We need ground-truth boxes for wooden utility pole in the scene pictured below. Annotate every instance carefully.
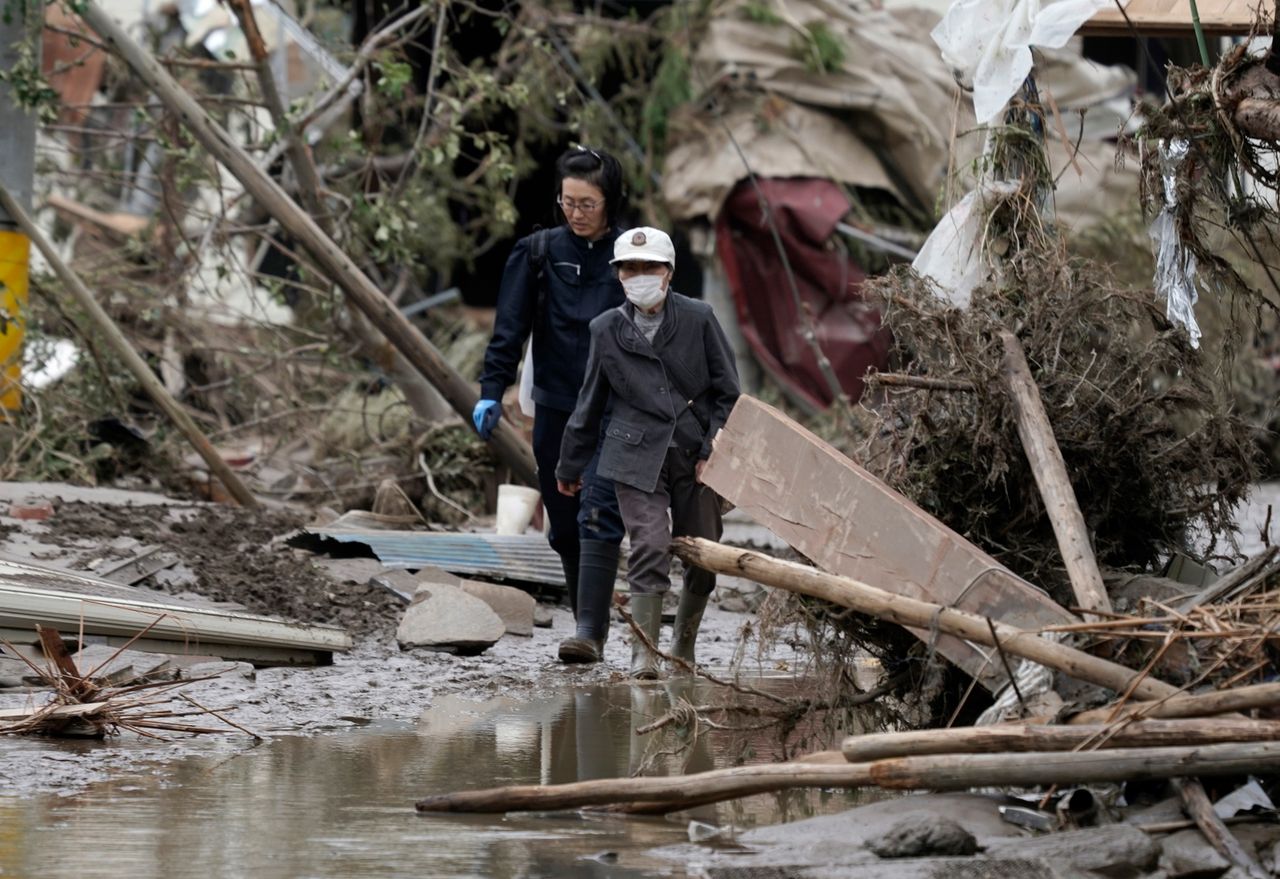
[0,186,260,508]
[999,330,1112,615]
[75,0,537,485]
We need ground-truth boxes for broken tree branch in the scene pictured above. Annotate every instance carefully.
[999,330,1111,615]
[673,538,1178,701]
[866,372,976,392]
[75,0,537,484]
[0,185,260,508]
[1068,681,1280,724]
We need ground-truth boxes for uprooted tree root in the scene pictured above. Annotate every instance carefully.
[861,241,1256,604]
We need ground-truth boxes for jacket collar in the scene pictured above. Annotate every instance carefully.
[619,292,681,354]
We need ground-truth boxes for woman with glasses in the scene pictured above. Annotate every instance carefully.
[473,146,627,665]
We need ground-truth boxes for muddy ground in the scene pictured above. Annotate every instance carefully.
[0,488,805,798]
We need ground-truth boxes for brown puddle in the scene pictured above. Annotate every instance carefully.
[0,679,878,878]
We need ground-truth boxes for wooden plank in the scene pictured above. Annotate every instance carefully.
[1083,0,1266,36]
[700,396,1074,690]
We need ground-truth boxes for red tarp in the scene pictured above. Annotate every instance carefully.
[715,178,892,411]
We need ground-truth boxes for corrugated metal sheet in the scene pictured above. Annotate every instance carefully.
[0,559,351,663]
[290,530,571,587]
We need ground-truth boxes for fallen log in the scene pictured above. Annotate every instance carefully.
[999,330,1111,615]
[75,1,537,485]
[414,741,1280,815]
[0,187,260,509]
[1068,681,1280,724]
[869,741,1280,790]
[842,717,1280,762]
[673,538,1178,701]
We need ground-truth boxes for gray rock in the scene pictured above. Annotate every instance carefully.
[1158,829,1232,878]
[153,565,200,590]
[533,604,553,628]
[868,817,978,858]
[370,568,421,602]
[396,583,504,654]
[984,823,1160,875]
[0,655,31,688]
[182,660,255,681]
[458,580,535,636]
[313,557,385,586]
[413,565,464,588]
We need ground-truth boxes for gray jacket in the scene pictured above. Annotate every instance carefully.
[557,292,740,493]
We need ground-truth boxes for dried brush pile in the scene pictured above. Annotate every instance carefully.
[859,119,1257,603]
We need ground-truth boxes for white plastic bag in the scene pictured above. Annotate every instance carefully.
[932,0,1123,123]
[517,340,536,417]
[912,181,1019,309]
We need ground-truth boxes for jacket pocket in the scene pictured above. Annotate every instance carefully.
[606,421,644,446]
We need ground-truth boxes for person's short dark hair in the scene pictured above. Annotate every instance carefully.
[555,146,625,227]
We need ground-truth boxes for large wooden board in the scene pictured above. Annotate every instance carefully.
[1084,0,1266,36]
[701,396,1075,690]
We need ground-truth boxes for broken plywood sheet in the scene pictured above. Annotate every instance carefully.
[0,559,350,666]
[701,396,1075,690]
[1084,0,1266,35]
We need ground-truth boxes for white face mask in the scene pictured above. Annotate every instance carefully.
[622,274,667,311]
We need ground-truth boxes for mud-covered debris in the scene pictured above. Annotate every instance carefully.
[397,583,504,655]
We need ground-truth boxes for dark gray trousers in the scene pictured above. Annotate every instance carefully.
[615,447,722,596]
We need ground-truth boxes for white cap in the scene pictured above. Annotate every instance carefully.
[611,226,675,269]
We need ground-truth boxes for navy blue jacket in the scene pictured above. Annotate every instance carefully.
[478,226,625,413]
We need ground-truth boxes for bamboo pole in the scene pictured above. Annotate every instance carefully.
[74,1,537,485]
[1068,682,1280,725]
[998,330,1111,615]
[0,185,260,508]
[842,718,1280,763]
[673,538,1177,701]
[414,741,1280,815]
[1174,777,1269,879]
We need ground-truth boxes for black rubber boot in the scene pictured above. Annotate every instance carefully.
[559,551,580,620]
[558,540,619,664]
[669,589,710,672]
[628,592,663,680]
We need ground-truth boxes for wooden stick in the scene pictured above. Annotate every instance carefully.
[998,330,1111,615]
[866,373,976,392]
[414,741,1280,815]
[842,718,1280,762]
[673,538,1178,701]
[1173,778,1270,879]
[0,187,261,508]
[1068,681,1280,724]
[75,1,537,485]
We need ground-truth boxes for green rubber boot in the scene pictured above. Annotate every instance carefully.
[628,592,663,680]
[669,589,710,673]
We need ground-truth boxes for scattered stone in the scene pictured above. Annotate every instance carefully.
[1158,829,1232,878]
[396,583,504,655]
[370,568,420,602]
[533,604,553,628]
[153,564,200,590]
[413,565,465,588]
[182,660,256,681]
[313,557,386,586]
[458,580,535,636]
[0,655,30,688]
[984,824,1160,875]
[868,817,979,858]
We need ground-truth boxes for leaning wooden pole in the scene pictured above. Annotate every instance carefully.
[998,330,1111,615]
[842,717,1280,763]
[75,1,537,486]
[0,186,259,509]
[1068,681,1280,725]
[673,538,1176,701]
[415,741,1280,815]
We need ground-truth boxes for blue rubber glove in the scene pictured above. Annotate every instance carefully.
[472,399,501,440]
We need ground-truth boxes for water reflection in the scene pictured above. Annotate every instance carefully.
[0,680,872,879]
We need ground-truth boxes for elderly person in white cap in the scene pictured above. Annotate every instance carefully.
[555,226,740,678]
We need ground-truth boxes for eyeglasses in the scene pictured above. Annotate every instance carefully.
[558,196,603,216]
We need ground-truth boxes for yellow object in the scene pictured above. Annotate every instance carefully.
[0,229,30,414]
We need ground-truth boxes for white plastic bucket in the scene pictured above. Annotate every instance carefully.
[495,484,541,535]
